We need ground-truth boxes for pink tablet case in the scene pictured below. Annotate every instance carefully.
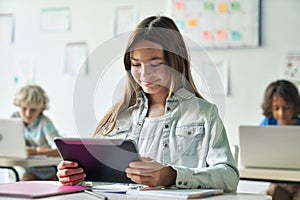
[0,181,90,198]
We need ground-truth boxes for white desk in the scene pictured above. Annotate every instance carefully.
[0,192,271,200]
[240,167,300,183]
[0,156,61,168]
[0,157,61,181]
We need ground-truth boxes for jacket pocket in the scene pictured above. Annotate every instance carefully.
[175,123,205,155]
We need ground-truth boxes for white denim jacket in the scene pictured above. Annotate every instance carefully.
[100,88,239,192]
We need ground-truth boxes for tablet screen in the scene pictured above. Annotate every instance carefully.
[54,138,140,183]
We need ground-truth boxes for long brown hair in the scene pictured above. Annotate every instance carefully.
[94,15,203,136]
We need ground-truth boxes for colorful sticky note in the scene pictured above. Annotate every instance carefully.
[203,31,213,41]
[216,30,227,40]
[175,1,185,11]
[231,2,241,12]
[217,3,228,13]
[231,31,241,40]
[187,18,197,28]
[175,19,185,29]
[204,2,214,11]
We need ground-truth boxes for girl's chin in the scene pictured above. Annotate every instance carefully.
[142,87,161,94]
[142,88,155,94]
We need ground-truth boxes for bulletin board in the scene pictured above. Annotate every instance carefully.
[168,0,261,49]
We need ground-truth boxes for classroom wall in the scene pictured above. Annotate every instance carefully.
[0,0,299,145]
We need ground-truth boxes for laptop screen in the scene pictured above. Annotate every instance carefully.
[0,118,27,158]
[239,125,300,170]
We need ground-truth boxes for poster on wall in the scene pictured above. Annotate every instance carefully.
[282,51,300,88]
[168,0,261,49]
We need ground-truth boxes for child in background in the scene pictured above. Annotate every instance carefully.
[260,79,300,125]
[12,85,60,181]
[57,15,239,191]
[260,79,300,200]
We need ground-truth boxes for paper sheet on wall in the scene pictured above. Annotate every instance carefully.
[114,6,137,35]
[41,7,71,31]
[283,50,300,88]
[14,54,35,88]
[192,60,229,97]
[0,14,14,44]
[210,61,229,96]
[65,42,88,76]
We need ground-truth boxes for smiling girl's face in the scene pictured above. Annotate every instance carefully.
[130,40,170,96]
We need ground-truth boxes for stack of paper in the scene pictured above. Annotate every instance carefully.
[90,183,223,199]
[92,183,142,193]
[126,188,224,199]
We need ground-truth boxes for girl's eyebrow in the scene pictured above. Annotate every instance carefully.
[130,56,164,62]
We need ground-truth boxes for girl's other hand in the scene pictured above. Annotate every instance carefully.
[125,157,176,187]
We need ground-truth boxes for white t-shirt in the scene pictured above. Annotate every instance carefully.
[138,115,165,163]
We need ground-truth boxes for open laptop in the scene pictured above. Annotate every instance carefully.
[0,118,27,158]
[239,125,300,170]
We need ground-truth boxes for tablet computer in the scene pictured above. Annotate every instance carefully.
[54,138,140,183]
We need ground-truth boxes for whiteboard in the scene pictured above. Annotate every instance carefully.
[168,0,261,49]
